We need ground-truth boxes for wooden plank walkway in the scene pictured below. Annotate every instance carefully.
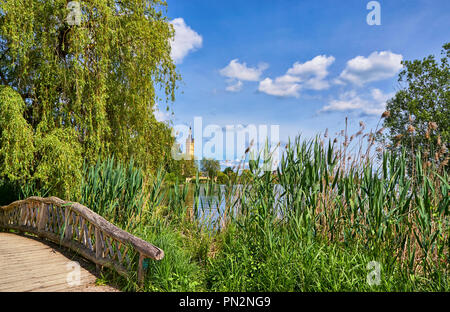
[0,232,119,292]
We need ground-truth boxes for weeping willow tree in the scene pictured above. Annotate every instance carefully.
[0,85,35,184]
[0,0,179,173]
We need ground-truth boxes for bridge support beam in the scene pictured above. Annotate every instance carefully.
[138,253,146,288]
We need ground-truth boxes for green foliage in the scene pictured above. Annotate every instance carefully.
[164,172,179,185]
[206,227,396,292]
[165,158,198,180]
[199,136,448,291]
[201,158,220,179]
[382,43,449,169]
[0,0,179,172]
[239,169,253,183]
[80,157,145,228]
[0,86,35,183]
[0,86,82,199]
[223,167,233,176]
[138,225,203,292]
[216,172,229,184]
[181,159,199,178]
[69,135,449,292]
[33,127,83,199]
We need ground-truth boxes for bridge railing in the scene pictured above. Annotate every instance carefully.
[0,196,164,286]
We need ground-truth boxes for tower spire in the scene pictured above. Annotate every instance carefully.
[186,125,194,160]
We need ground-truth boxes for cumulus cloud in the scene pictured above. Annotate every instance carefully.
[170,18,203,64]
[220,59,268,92]
[225,80,243,92]
[258,55,335,97]
[220,59,268,81]
[321,88,394,116]
[258,75,302,98]
[337,51,403,86]
[287,55,335,90]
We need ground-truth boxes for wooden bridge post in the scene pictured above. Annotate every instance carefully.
[64,207,73,241]
[37,203,48,235]
[0,209,4,230]
[95,227,103,272]
[137,253,145,288]
[19,203,27,228]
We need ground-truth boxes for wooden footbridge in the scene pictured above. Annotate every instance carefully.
[0,197,164,292]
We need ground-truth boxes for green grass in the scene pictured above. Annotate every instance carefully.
[89,134,449,291]
[11,131,448,292]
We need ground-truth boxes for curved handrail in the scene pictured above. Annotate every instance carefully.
[0,196,164,286]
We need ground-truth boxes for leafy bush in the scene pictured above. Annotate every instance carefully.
[33,127,83,199]
[216,172,229,184]
[0,86,35,184]
[0,86,83,199]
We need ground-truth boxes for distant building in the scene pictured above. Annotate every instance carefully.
[186,127,195,160]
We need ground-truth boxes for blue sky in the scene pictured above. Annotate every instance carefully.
[156,0,450,166]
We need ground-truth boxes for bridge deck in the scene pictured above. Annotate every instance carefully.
[0,232,119,292]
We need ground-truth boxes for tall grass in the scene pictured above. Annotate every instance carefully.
[75,124,448,292]
[80,156,145,230]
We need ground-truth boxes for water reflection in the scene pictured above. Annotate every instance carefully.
[186,185,230,226]
[184,184,285,227]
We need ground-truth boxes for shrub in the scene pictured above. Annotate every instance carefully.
[216,172,229,184]
[33,127,83,199]
[0,86,35,184]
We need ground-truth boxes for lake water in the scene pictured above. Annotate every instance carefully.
[185,184,285,226]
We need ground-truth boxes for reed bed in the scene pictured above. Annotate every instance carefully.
[36,121,448,292]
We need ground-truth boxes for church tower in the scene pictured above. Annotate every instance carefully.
[186,127,195,160]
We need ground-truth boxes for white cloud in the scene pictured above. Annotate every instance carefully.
[225,80,243,92]
[287,55,335,90]
[258,75,302,98]
[220,59,268,92]
[258,55,335,97]
[338,51,403,86]
[332,78,346,85]
[321,88,394,116]
[304,77,332,91]
[170,18,203,64]
[220,59,268,82]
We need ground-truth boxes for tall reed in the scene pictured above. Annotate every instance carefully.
[80,156,145,229]
[76,123,448,291]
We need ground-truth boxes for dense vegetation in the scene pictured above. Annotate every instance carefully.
[0,1,448,292]
[84,130,448,291]
[381,43,449,172]
[0,0,180,179]
[0,0,194,200]
[12,126,446,292]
